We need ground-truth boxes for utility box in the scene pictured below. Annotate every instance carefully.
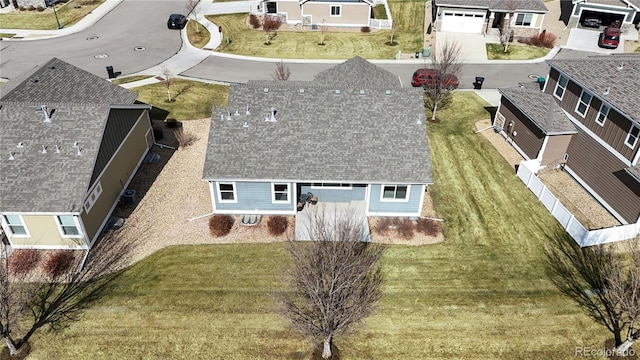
[422,47,431,58]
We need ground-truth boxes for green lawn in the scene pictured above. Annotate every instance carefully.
[0,0,105,30]
[132,79,228,120]
[486,43,550,60]
[187,19,211,49]
[207,0,423,59]
[22,92,607,359]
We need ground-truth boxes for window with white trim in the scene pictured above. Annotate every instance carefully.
[217,182,237,203]
[596,103,609,126]
[330,5,341,16]
[625,124,640,149]
[381,185,409,202]
[83,182,103,213]
[56,215,81,237]
[311,183,352,189]
[514,13,533,26]
[272,183,290,203]
[575,90,592,117]
[3,215,27,236]
[554,75,568,99]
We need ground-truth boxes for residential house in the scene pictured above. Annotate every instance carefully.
[433,0,548,37]
[494,54,640,226]
[566,0,640,29]
[203,56,432,223]
[259,0,377,28]
[0,58,154,249]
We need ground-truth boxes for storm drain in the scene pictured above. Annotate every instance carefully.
[94,54,108,59]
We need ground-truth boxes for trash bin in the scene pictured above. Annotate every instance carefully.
[537,76,545,90]
[106,66,115,79]
[473,76,485,90]
[422,47,431,58]
[415,51,420,58]
[122,189,136,205]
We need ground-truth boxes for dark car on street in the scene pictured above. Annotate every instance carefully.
[582,18,602,28]
[598,27,621,49]
[411,68,459,89]
[167,14,187,29]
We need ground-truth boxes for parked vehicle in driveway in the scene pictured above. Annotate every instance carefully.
[582,18,602,28]
[598,27,621,49]
[411,68,459,89]
[167,14,187,29]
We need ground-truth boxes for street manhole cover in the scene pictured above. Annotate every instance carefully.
[94,54,109,59]
[134,46,146,51]
[528,74,541,79]
[86,36,98,40]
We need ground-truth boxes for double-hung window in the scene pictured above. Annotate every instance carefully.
[272,183,290,203]
[554,75,568,99]
[330,5,341,16]
[515,13,533,26]
[625,124,640,149]
[381,185,410,202]
[575,90,592,117]
[217,182,237,203]
[56,215,81,237]
[3,215,27,236]
[596,103,609,126]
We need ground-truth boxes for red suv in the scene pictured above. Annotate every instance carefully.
[411,68,459,89]
[598,27,621,49]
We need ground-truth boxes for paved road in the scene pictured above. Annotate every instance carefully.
[0,0,185,80]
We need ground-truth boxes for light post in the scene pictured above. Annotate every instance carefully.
[47,0,62,29]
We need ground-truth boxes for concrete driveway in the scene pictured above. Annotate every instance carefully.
[565,28,624,54]
[436,32,499,61]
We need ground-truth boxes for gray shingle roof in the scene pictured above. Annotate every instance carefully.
[499,87,578,135]
[626,165,640,183]
[0,58,139,213]
[547,55,640,123]
[204,59,432,184]
[313,56,404,89]
[625,0,640,9]
[434,0,548,12]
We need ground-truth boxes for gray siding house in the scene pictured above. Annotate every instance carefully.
[0,58,153,250]
[493,54,640,225]
[203,57,433,218]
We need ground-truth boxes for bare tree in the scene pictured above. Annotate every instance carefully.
[388,22,398,45]
[0,232,131,357]
[161,65,173,102]
[185,0,201,34]
[318,19,329,46]
[500,0,517,52]
[271,60,291,81]
[546,234,640,355]
[423,39,462,121]
[274,206,385,359]
[263,16,281,45]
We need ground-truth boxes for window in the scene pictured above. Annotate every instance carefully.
[515,13,533,26]
[3,215,27,236]
[56,215,81,237]
[217,182,237,203]
[330,5,341,16]
[554,75,568,99]
[380,185,410,202]
[83,182,103,213]
[576,90,593,117]
[272,183,290,203]
[596,103,609,126]
[311,183,352,189]
[625,124,640,149]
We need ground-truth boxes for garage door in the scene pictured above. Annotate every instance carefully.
[441,11,486,33]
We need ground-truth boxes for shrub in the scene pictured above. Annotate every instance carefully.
[209,215,234,237]
[360,26,371,33]
[249,14,261,29]
[529,29,556,49]
[373,217,392,235]
[36,5,45,11]
[395,218,414,240]
[267,216,288,236]
[173,127,198,148]
[164,118,181,128]
[42,251,74,278]
[416,218,442,237]
[263,16,281,32]
[8,250,39,275]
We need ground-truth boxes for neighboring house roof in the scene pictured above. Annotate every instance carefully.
[434,0,548,12]
[547,55,640,124]
[299,0,373,5]
[313,56,403,89]
[626,165,640,183]
[204,58,432,184]
[0,58,139,213]
[585,0,640,10]
[499,87,578,135]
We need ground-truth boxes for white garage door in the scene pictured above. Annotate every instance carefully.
[441,11,486,33]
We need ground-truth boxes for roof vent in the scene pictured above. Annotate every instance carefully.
[264,87,269,93]
[299,88,305,95]
[76,147,82,156]
[246,105,251,115]
[220,114,224,121]
[416,114,423,125]
[234,110,240,116]
[226,110,231,121]
[30,79,39,84]
[40,105,51,123]
[48,65,56,70]
[17,142,24,148]
[603,87,610,96]
[335,89,341,95]
[41,145,47,154]
[8,152,15,161]
[268,106,277,122]
[385,90,391,96]
[359,90,365,96]
[243,122,249,128]
[55,145,61,154]
[73,141,79,148]
[617,62,625,71]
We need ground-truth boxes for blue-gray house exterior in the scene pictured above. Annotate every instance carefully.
[203,57,432,217]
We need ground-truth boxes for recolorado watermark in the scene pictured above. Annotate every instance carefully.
[575,346,635,357]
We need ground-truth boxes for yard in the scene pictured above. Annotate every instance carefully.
[20,92,608,359]
[0,0,104,30]
[207,0,424,59]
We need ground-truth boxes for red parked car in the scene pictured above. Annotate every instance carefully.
[598,27,621,49]
[411,68,459,89]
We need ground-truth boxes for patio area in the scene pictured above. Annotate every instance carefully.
[294,201,370,241]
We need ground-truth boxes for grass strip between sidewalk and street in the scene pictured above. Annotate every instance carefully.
[486,43,550,60]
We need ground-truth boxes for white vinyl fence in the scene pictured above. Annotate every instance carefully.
[517,160,640,247]
[371,0,393,29]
